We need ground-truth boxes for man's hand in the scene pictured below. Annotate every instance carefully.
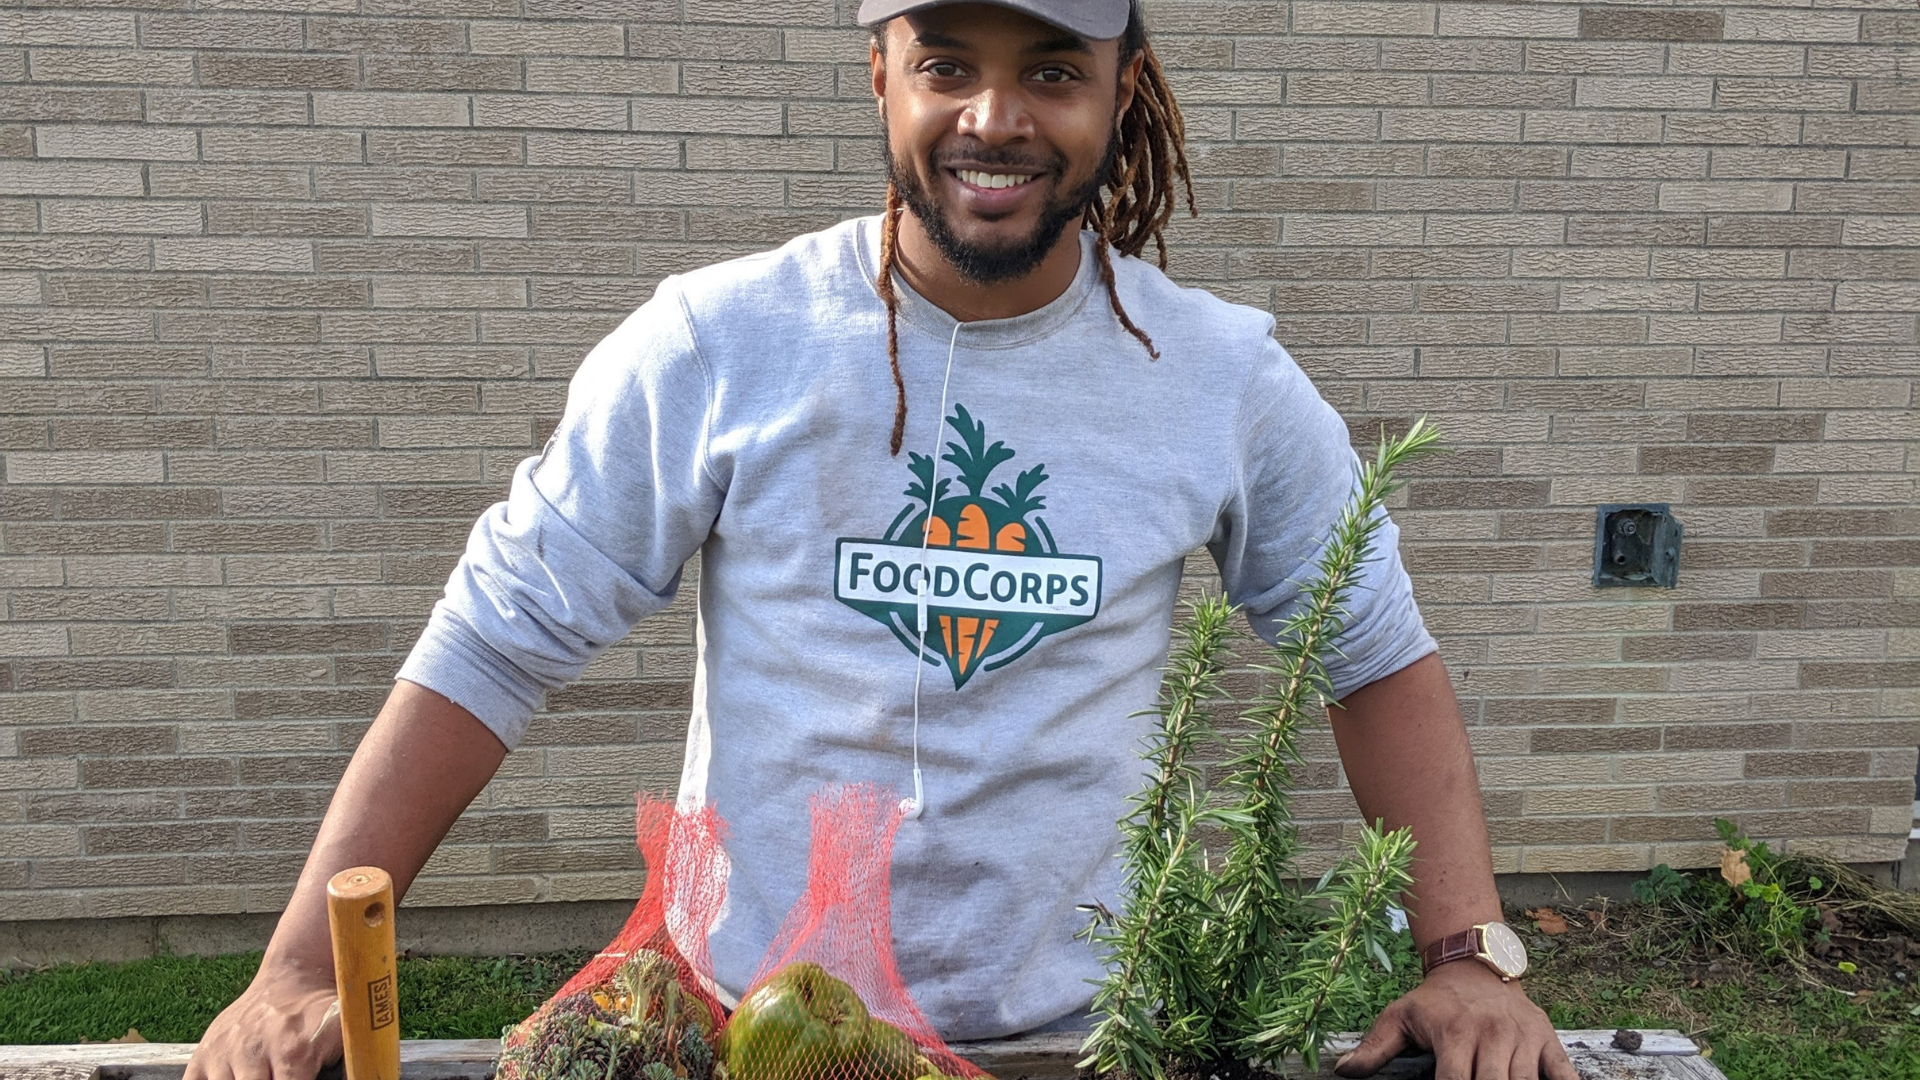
[184,681,506,1080]
[186,965,340,1080]
[1333,962,1577,1080]
[1328,655,1573,1077]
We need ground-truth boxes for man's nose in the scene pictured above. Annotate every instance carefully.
[956,86,1033,145]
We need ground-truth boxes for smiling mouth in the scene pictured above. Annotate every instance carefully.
[953,169,1040,190]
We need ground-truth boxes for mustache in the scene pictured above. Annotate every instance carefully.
[927,144,1064,174]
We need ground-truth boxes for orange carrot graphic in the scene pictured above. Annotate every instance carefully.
[902,405,1051,683]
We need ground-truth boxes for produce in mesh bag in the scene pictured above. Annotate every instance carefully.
[500,785,988,1080]
[720,962,944,1080]
[498,951,717,1080]
[718,783,986,1080]
[498,796,729,1080]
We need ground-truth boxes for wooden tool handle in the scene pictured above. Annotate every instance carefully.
[326,867,401,1080]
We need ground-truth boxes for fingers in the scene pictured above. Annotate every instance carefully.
[1541,1035,1581,1080]
[270,1034,327,1080]
[197,1056,238,1080]
[1432,1039,1474,1080]
[191,982,339,1080]
[187,1007,244,1080]
[1355,1034,1551,1080]
[231,1032,276,1080]
[1332,1006,1413,1078]
[270,1049,319,1080]
[1347,973,1576,1079]
[1421,1005,1532,1080]
[275,1007,340,1080]
[1472,1031,1517,1080]
[1508,1038,1543,1080]
[1438,1030,1524,1080]
[183,1047,223,1080]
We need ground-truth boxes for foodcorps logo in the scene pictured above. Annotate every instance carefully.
[839,547,1097,611]
[835,405,1103,689]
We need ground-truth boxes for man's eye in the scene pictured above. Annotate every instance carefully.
[923,61,964,78]
[1033,66,1076,84]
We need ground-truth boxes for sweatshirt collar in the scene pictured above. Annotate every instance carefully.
[854,214,1100,350]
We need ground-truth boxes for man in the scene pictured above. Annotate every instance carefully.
[188,2,1575,1079]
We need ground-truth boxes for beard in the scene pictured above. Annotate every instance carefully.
[885,134,1117,286]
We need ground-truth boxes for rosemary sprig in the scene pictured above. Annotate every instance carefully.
[1210,419,1440,1035]
[1081,420,1442,1080]
[1079,595,1236,1078]
[1244,821,1418,1070]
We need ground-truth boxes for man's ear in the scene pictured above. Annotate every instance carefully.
[871,41,887,118]
[1115,48,1144,122]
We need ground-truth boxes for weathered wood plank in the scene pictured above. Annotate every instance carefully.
[0,1064,100,1080]
[946,1032,1083,1078]
[1302,1030,1713,1080]
[1551,1031,1700,1057]
[0,1031,1727,1080]
[0,1043,498,1080]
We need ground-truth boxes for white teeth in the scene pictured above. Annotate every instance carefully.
[957,170,1035,190]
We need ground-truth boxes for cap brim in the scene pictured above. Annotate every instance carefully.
[857,0,1129,41]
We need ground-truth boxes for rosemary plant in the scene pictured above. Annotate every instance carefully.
[1243,823,1418,1071]
[1079,595,1237,1079]
[1080,420,1442,1080]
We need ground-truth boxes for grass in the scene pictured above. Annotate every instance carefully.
[0,949,589,1045]
[3,916,1918,1080]
[0,953,264,1045]
[1309,894,1920,1080]
[1516,896,1920,1080]
[1529,954,1920,1080]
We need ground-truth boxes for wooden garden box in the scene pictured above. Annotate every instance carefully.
[0,1029,1727,1080]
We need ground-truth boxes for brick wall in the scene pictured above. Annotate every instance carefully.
[1,0,1915,921]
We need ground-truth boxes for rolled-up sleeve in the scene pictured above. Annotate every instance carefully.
[1208,337,1437,698]
[397,279,724,748]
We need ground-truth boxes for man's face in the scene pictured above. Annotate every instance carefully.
[873,5,1137,284]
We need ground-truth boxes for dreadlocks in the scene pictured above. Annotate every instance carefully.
[874,5,1196,454]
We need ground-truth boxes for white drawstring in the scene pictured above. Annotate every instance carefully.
[902,319,963,821]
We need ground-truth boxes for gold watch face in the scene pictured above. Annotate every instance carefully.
[1479,921,1529,978]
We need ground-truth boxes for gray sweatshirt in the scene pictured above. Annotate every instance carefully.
[397,215,1436,1040]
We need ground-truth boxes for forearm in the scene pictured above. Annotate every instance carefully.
[1327,651,1500,952]
[260,679,508,979]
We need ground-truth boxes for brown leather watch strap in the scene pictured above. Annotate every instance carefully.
[1420,926,1483,975]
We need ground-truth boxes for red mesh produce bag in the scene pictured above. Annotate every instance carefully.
[717,783,988,1080]
[496,794,730,1080]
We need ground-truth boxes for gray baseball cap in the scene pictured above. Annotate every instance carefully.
[857,0,1131,41]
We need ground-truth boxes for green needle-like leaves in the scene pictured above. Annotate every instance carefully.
[1079,594,1236,1078]
[1246,822,1419,1071]
[1081,420,1441,1079]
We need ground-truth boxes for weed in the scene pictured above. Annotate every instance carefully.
[1629,819,1820,960]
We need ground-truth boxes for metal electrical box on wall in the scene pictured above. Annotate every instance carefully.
[1593,504,1683,588]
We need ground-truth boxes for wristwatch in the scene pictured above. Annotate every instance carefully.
[1420,921,1529,981]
